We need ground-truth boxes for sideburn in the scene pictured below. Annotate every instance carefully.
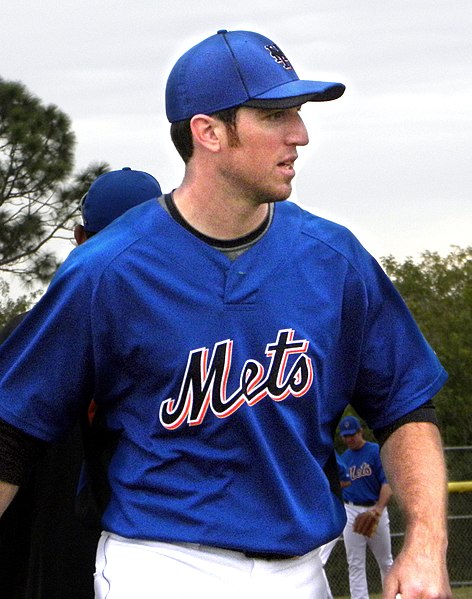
[224,122,241,148]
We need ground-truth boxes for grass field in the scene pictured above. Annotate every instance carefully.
[451,589,472,599]
[334,589,472,599]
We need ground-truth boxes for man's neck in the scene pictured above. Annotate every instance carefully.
[172,183,270,241]
[353,439,367,451]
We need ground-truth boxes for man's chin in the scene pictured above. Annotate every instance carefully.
[272,184,293,202]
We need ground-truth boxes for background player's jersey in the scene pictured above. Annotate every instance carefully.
[0,199,447,555]
[336,451,350,485]
[341,442,387,505]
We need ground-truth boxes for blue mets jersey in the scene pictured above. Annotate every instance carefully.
[0,199,447,555]
[341,442,387,505]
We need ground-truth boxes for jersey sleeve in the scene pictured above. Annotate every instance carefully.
[336,452,350,483]
[349,252,447,431]
[0,254,97,441]
[372,443,388,485]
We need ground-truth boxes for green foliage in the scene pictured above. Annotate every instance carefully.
[381,247,472,446]
[0,280,41,330]
[0,77,109,285]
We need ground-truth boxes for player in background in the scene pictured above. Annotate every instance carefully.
[0,167,161,599]
[339,415,394,599]
[0,30,451,599]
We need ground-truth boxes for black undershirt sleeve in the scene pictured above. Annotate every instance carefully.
[373,400,438,447]
[0,402,439,483]
[0,418,47,485]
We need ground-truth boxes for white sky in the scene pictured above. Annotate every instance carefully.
[1,0,471,272]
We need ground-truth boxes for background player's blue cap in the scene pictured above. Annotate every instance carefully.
[165,29,346,123]
[339,415,362,436]
[80,167,162,233]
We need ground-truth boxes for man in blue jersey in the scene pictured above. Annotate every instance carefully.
[0,167,161,599]
[339,415,394,598]
[0,30,451,599]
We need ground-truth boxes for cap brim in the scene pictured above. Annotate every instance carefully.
[340,429,359,436]
[244,80,345,109]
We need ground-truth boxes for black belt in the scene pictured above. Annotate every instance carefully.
[345,501,376,507]
[243,551,298,561]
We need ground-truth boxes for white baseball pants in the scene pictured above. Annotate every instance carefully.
[94,532,327,599]
[343,503,393,599]
[318,536,340,599]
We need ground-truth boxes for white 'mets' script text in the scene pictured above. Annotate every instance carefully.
[159,329,313,430]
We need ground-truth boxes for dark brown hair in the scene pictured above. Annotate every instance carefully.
[170,106,239,163]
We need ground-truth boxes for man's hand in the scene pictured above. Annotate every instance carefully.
[353,509,381,537]
[383,543,452,598]
[0,480,19,518]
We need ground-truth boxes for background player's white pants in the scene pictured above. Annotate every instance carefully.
[343,504,393,599]
[318,536,340,599]
[94,532,326,599]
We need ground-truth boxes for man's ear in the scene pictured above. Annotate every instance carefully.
[74,224,88,246]
[190,114,224,153]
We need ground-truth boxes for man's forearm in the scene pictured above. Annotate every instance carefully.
[374,482,392,514]
[0,480,19,518]
[380,421,451,598]
[381,422,448,545]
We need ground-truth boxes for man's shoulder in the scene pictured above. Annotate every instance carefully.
[281,201,373,268]
[280,200,353,235]
[363,441,381,455]
[66,199,166,272]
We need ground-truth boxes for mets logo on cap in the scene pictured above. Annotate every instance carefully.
[264,44,293,70]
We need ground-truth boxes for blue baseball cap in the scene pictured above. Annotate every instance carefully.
[339,415,362,436]
[166,29,346,123]
[80,167,162,233]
